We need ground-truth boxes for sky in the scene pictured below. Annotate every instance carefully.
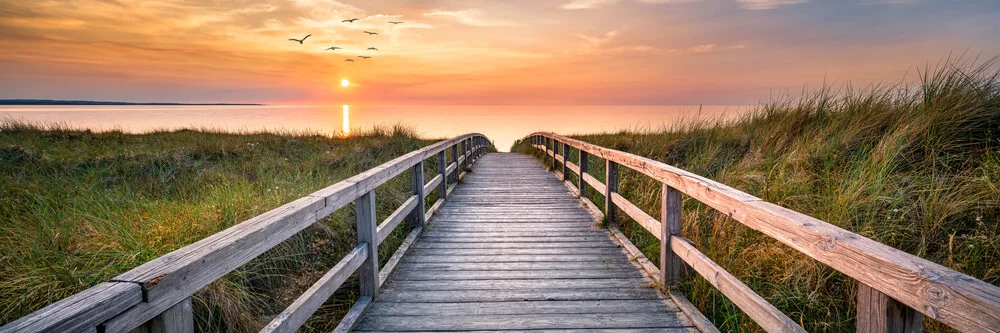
[0,0,998,105]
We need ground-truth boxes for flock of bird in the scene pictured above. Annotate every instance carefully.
[288,18,402,63]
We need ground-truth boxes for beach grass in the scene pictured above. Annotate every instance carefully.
[0,122,449,332]
[513,56,1000,332]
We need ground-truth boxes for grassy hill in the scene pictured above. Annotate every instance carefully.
[0,123,437,332]
[514,58,1000,332]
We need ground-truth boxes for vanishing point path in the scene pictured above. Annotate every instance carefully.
[355,153,699,332]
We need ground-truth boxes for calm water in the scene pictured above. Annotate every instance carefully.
[0,105,747,151]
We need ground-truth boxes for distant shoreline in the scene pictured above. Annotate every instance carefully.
[0,99,263,106]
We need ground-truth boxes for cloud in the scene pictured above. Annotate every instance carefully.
[736,0,808,10]
[859,0,922,4]
[423,9,517,27]
[560,0,618,10]
[689,44,716,53]
[577,31,619,46]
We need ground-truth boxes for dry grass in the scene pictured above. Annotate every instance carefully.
[0,122,450,332]
[513,56,1000,332]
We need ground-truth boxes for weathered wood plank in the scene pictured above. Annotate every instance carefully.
[92,134,488,333]
[261,245,367,333]
[149,297,193,333]
[355,152,701,332]
[386,278,653,291]
[609,225,660,283]
[356,191,379,298]
[396,261,637,271]
[858,283,923,333]
[671,236,804,333]
[424,199,443,222]
[670,291,722,333]
[661,184,682,286]
[374,194,418,245]
[409,161,426,229]
[392,269,645,281]
[333,296,372,333]
[611,192,661,237]
[375,288,663,303]
[355,313,692,331]
[401,254,627,264]
[0,282,141,333]
[378,227,423,288]
[365,299,679,316]
[606,160,619,223]
[527,132,1000,332]
[422,174,442,197]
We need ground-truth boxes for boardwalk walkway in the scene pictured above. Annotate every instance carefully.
[355,153,698,332]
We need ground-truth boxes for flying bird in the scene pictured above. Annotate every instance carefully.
[342,18,359,23]
[358,56,372,59]
[367,47,378,51]
[363,31,378,35]
[326,46,342,51]
[345,59,355,62]
[388,21,403,24]
[288,34,311,44]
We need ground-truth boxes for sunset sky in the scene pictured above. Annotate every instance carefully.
[1,0,998,105]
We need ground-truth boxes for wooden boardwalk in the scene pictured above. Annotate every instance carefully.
[355,153,699,332]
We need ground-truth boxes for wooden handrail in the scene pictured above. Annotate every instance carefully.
[2,134,492,333]
[524,132,1000,333]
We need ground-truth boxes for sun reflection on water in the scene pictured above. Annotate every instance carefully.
[342,104,350,136]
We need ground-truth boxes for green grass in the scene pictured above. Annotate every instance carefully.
[513,56,1000,332]
[0,122,454,332]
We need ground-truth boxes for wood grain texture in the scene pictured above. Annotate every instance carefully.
[671,291,722,333]
[526,132,1000,333]
[661,184,683,286]
[409,161,426,228]
[148,297,193,333]
[578,150,589,198]
[858,283,923,333]
[374,194,418,245]
[611,192,662,237]
[378,227,423,288]
[0,282,141,333]
[83,134,489,333]
[671,235,804,333]
[261,245,367,333]
[356,191,379,297]
[353,153,699,332]
[333,296,372,333]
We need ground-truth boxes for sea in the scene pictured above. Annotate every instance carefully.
[0,105,748,151]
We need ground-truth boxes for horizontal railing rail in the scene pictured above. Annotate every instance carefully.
[523,132,1000,333]
[2,134,493,333]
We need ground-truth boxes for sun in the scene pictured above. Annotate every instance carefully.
[341,79,350,87]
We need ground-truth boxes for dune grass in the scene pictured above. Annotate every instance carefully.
[0,122,451,332]
[513,57,1000,332]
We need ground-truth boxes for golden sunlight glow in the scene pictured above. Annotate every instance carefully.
[341,79,350,87]
[342,104,350,136]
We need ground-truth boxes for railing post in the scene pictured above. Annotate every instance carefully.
[858,284,923,333]
[153,297,194,333]
[545,137,551,165]
[461,140,467,172]
[409,160,426,228]
[660,184,682,286]
[438,151,447,200]
[355,190,378,297]
[450,143,458,183]
[605,160,618,224]
[578,150,588,198]
[562,143,569,181]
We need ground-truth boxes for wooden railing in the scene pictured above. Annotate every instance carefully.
[1,134,493,333]
[523,132,1000,333]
